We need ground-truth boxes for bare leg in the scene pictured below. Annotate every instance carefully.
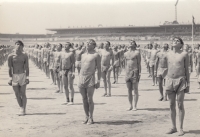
[177,91,185,136]
[116,67,119,83]
[167,91,177,132]
[68,74,74,104]
[62,74,69,103]
[150,66,155,85]
[87,86,95,119]
[20,85,27,113]
[113,67,116,83]
[126,82,133,111]
[50,69,54,84]
[55,72,61,92]
[80,88,89,123]
[158,77,164,100]
[13,86,23,108]
[102,71,107,96]
[132,82,139,110]
[107,70,112,96]
[60,75,63,93]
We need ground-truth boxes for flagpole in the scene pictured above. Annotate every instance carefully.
[192,17,194,49]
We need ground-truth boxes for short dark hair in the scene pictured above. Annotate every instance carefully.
[88,39,96,46]
[65,42,72,47]
[58,43,63,48]
[173,37,184,45]
[106,41,110,46]
[15,40,24,47]
[129,40,137,47]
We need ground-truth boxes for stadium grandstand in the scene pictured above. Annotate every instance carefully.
[1,22,200,46]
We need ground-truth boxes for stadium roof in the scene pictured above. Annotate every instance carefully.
[46,26,160,31]
[46,24,200,31]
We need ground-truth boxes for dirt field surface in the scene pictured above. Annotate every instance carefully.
[0,58,200,137]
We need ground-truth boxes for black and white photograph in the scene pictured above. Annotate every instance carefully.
[0,0,200,136]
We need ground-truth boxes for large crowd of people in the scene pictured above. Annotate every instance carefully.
[3,38,200,136]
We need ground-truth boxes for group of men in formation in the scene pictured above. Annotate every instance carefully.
[4,38,200,136]
[0,45,12,68]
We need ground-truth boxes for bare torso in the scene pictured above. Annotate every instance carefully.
[49,51,54,63]
[81,52,99,75]
[101,49,113,66]
[113,50,120,61]
[8,53,28,74]
[157,51,168,68]
[60,52,74,70]
[76,50,82,61]
[54,52,61,68]
[124,50,139,74]
[150,49,159,62]
[167,51,188,79]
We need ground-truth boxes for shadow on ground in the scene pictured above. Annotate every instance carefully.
[30,81,44,82]
[184,99,197,101]
[140,89,157,91]
[0,93,13,95]
[0,84,9,86]
[190,92,200,94]
[26,113,66,115]
[62,103,106,105]
[95,120,142,125]
[27,97,56,100]
[27,88,46,90]
[111,95,127,97]
[186,130,200,134]
[138,108,170,111]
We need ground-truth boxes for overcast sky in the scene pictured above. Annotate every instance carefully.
[0,0,199,34]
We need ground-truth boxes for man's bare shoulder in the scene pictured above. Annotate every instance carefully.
[181,51,188,57]
[134,50,140,55]
[94,52,100,57]
[8,53,15,59]
[22,52,28,58]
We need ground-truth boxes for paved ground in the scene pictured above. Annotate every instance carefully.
[0,58,200,137]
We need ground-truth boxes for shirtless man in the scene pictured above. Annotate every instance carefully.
[75,42,84,75]
[195,44,200,88]
[146,44,153,77]
[48,44,56,84]
[94,43,102,55]
[33,44,39,66]
[101,41,114,97]
[8,40,29,116]
[42,43,50,78]
[54,44,63,93]
[155,43,168,101]
[60,42,75,105]
[124,40,141,111]
[149,43,160,86]
[78,39,101,125]
[112,45,121,84]
[183,44,193,93]
[165,37,189,136]
[37,45,42,70]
